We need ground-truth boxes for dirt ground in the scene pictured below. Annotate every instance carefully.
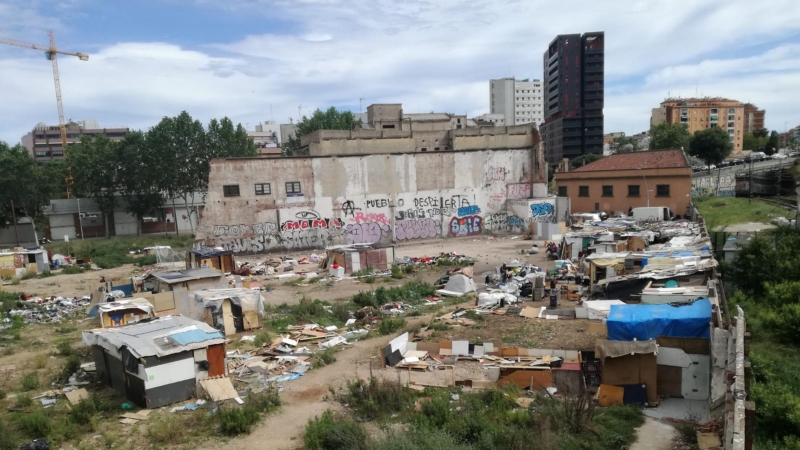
[1,235,605,449]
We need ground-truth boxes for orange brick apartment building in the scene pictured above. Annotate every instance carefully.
[555,149,692,217]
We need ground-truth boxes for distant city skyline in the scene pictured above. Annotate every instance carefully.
[1,0,799,144]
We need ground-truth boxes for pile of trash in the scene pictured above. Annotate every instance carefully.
[484,261,546,300]
[397,252,474,266]
[233,323,370,385]
[7,295,91,324]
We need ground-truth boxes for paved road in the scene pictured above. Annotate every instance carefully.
[692,157,797,178]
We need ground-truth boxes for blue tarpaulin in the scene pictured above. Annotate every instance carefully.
[607,299,712,341]
[170,329,224,345]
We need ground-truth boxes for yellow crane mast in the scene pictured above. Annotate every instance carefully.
[0,31,88,198]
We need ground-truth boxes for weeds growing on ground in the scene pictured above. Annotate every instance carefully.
[14,394,33,408]
[36,270,56,279]
[56,340,74,356]
[304,410,368,450]
[378,317,406,335]
[390,265,404,279]
[59,354,81,381]
[217,390,281,436]
[33,354,48,369]
[253,331,273,347]
[146,413,186,445]
[20,270,37,281]
[20,373,39,391]
[311,348,338,367]
[60,265,86,275]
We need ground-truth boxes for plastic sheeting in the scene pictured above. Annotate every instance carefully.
[607,299,712,341]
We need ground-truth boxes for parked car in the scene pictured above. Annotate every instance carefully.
[772,153,788,160]
[790,151,800,158]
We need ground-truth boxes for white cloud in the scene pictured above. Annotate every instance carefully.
[1,0,800,144]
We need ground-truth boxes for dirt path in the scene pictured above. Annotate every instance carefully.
[226,301,473,450]
[630,417,677,450]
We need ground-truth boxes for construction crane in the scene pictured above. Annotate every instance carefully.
[0,31,88,198]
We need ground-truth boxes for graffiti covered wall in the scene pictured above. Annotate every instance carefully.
[198,148,548,253]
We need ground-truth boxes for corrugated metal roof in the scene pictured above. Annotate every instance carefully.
[82,315,224,358]
[151,267,224,284]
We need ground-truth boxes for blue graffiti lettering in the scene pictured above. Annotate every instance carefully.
[457,205,481,217]
[530,202,554,216]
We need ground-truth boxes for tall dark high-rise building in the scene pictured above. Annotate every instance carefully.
[540,32,604,164]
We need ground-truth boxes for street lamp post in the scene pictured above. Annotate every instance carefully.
[638,168,650,207]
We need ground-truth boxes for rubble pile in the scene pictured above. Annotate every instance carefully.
[7,295,91,325]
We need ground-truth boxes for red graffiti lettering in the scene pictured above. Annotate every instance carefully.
[353,212,390,225]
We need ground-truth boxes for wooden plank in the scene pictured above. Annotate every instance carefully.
[497,369,553,389]
[243,310,260,331]
[657,365,683,398]
[656,336,710,355]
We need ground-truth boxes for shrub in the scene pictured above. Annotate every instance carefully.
[36,271,56,279]
[60,354,81,381]
[352,291,377,308]
[146,413,185,445]
[33,354,48,369]
[391,265,404,279]
[135,254,158,267]
[341,378,414,420]
[9,277,20,285]
[14,411,52,438]
[217,404,261,436]
[312,348,338,367]
[0,418,17,450]
[304,410,368,450]
[378,317,406,336]
[362,276,376,284]
[11,315,24,330]
[0,388,5,400]
[404,264,416,274]
[332,302,351,323]
[20,373,39,391]
[20,270,37,281]
[15,394,33,408]
[253,331,273,347]
[69,396,99,424]
[60,265,85,275]
[56,340,74,357]
[247,390,281,413]
[91,255,131,269]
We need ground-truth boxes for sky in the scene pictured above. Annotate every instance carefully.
[1,0,800,144]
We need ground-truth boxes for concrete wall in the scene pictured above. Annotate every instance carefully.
[197,148,548,253]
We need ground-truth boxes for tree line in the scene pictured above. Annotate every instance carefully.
[0,112,257,239]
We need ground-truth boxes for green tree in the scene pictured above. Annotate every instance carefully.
[116,131,165,235]
[570,153,603,169]
[148,112,207,235]
[764,130,780,156]
[283,107,359,156]
[206,117,257,158]
[688,127,733,170]
[727,228,800,296]
[743,131,766,151]
[608,136,639,154]
[649,123,691,150]
[67,135,121,238]
[753,128,769,139]
[0,142,63,243]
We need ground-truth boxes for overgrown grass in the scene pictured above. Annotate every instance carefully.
[59,354,81,382]
[217,390,281,436]
[0,291,22,313]
[20,373,39,391]
[36,270,56,279]
[59,265,87,275]
[263,298,345,332]
[146,413,186,445]
[20,270,37,281]
[694,197,793,230]
[390,265,404,279]
[253,331,273,347]
[378,317,406,335]
[310,379,644,450]
[45,235,194,269]
[311,347,338,367]
[56,340,74,357]
[351,280,437,309]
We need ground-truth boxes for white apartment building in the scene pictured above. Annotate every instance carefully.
[489,78,544,127]
[474,113,505,126]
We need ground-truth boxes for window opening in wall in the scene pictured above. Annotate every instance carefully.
[602,185,613,197]
[254,183,271,195]
[223,185,240,197]
[628,185,640,197]
[420,148,427,152]
[656,184,670,197]
[382,124,395,129]
[558,186,567,197]
[579,186,589,197]
[286,182,302,195]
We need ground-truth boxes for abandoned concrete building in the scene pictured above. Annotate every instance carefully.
[196,124,569,254]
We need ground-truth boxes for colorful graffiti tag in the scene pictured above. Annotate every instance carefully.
[395,219,440,241]
[530,201,556,223]
[449,215,482,236]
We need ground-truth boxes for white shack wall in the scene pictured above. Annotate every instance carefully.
[198,149,546,254]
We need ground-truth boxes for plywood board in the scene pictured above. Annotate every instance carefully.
[242,310,260,330]
[452,341,469,356]
[601,353,658,405]
[439,341,452,350]
[65,388,89,405]
[222,299,236,336]
[153,291,175,312]
[657,347,693,368]
[415,342,441,354]
[473,346,484,357]
[682,354,710,400]
[143,357,195,390]
[439,348,452,356]
[200,377,239,402]
[656,337,710,355]
[598,384,624,406]
[498,369,554,389]
[502,347,519,357]
[657,365,683,398]
[520,307,539,319]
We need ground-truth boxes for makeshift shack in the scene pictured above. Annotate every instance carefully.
[323,244,394,275]
[176,288,265,336]
[144,268,226,293]
[82,315,226,409]
[596,340,659,405]
[0,248,50,277]
[90,298,156,328]
[655,336,710,400]
[186,248,235,272]
[607,299,712,341]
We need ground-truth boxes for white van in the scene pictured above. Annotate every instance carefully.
[629,207,673,222]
